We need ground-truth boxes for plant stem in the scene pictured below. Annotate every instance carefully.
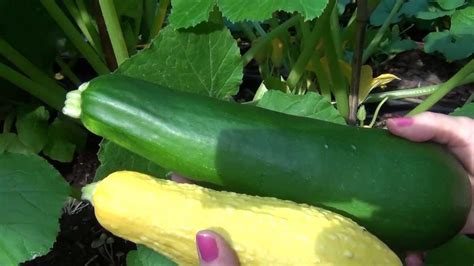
[368,97,389,128]
[300,18,330,98]
[311,51,331,99]
[299,18,311,40]
[55,57,82,85]
[242,16,299,66]
[98,0,129,65]
[330,3,343,60]
[76,0,103,51]
[464,92,474,106]
[364,73,474,103]
[64,0,102,54]
[239,22,257,41]
[324,32,349,118]
[40,0,109,75]
[150,0,170,39]
[287,22,323,90]
[320,0,348,118]
[362,0,404,63]
[3,112,15,133]
[348,0,368,125]
[80,183,97,202]
[0,63,65,111]
[0,38,67,96]
[408,59,474,116]
[287,2,335,91]
[252,22,267,37]
[93,0,118,70]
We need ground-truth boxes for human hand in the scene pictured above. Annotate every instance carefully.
[171,111,474,266]
[387,111,474,265]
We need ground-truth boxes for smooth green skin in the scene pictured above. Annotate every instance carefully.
[79,74,471,251]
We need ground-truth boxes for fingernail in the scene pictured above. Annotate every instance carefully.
[390,117,414,127]
[196,233,218,262]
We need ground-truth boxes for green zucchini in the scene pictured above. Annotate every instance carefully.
[64,74,471,251]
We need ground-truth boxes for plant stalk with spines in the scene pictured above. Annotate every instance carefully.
[40,0,109,75]
[408,59,474,116]
[98,0,129,65]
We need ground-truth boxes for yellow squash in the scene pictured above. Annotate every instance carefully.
[82,171,402,265]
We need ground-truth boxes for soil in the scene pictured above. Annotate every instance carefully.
[23,49,472,265]
[370,50,473,118]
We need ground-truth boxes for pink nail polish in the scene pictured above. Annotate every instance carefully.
[390,117,414,127]
[196,233,218,262]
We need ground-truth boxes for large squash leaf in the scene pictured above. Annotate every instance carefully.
[169,0,329,29]
[117,26,243,99]
[0,153,69,264]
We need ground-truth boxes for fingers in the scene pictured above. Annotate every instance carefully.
[170,173,194,184]
[405,252,425,266]
[196,230,240,266]
[387,112,474,174]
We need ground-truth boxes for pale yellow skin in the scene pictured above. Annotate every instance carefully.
[89,171,402,266]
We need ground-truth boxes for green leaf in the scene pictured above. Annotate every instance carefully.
[43,117,88,163]
[127,245,177,266]
[217,0,328,23]
[15,106,50,153]
[256,91,347,125]
[400,0,455,20]
[451,6,474,36]
[0,133,33,154]
[370,0,401,26]
[415,9,454,20]
[337,0,351,14]
[0,153,69,264]
[169,0,328,29]
[381,39,418,54]
[117,26,243,99]
[400,0,429,17]
[424,31,474,61]
[450,103,474,118]
[435,0,466,10]
[425,236,474,265]
[423,6,474,60]
[94,140,167,181]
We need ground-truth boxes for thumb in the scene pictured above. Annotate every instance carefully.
[196,230,240,266]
